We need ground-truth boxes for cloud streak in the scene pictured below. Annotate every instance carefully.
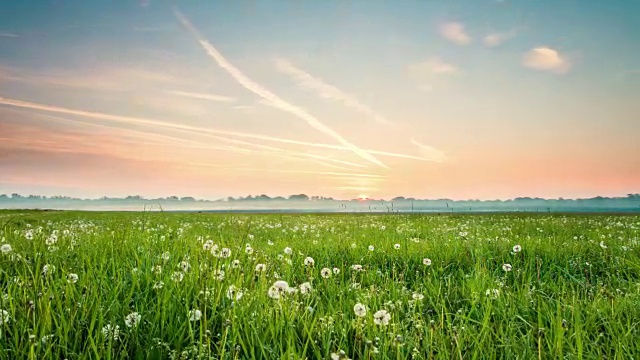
[0,96,431,162]
[273,58,391,125]
[165,90,236,103]
[0,32,18,38]
[172,7,387,168]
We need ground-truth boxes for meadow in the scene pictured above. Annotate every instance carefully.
[0,210,639,359]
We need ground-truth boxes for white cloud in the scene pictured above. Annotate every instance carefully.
[0,32,18,38]
[522,47,571,73]
[438,22,471,45]
[273,58,391,125]
[407,58,459,78]
[483,31,515,47]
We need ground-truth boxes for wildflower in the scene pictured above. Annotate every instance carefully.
[368,245,375,251]
[321,267,332,278]
[304,257,315,266]
[0,310,9,325]
[351,264,364,272]
[161,252,170,261]
[255,263,266,272]
[101,324,120,341]
[268,280,290,299]
[353,303,367,317]
[42,264,55,276]
[45,235,57,246]
[351,243,357,249]
[152,265,162,274]
[226,285,244,301]
[502,263,512,272]
[267,240,274,245]
[213,269,225,281]
[152,281,164,290]
[203,240,214,251]
[179,261,191,272]
[299,282,312,295]
[513,244,522,253]
[67,273,79,284]
[284,247,292,255]
[245,246,254,255]
[394,243,400,250]
[0,244,11,254]
[373,310,391,326]
[189,309,202,322]
[333,267,340,275]
[124,312,141,328]
[220,248,232,258]
[423,258,432,266]
[171,271,184,282]
[231,259,241,269]
[486,288,500,299]
[25,231,34,240]
[599,241,607,249]
[412,292,424,300]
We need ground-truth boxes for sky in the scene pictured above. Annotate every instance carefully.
[0,0,639,200]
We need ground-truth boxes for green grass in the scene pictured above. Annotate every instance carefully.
[1,211,639,359]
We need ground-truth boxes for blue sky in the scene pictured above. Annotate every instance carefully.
[1,0,638,200]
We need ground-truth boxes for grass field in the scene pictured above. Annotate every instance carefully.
[0,210,639,359]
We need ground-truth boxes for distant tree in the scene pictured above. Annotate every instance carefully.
[288,194,309,201]
[11,193,22,199]
[180,197,196,202]
[0,194,8,200]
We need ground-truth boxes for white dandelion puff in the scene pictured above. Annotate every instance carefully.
[373,309,391,326]
[353,303,367,317]
[124,312,141,328]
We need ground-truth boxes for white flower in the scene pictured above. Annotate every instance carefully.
[45,235,57,246]
[502,263,512,272]
[101,324,120,341]
[412,292,424,300]
[373,309,391,326]
[304,257,315,266]
[268,280,290,299]
[394,243,400,250]
[245,246,254,255]
[189,309,202,322]
[0,309,9,326]
[423,258,432,266]
[299,282,312,295]
[599,241,607,249]
[152,265,162,274]
[353,303,367,317]
[231,259,241,269]
[213,269,225,281]
[320,268,332,278]
[368,245,375,251]
[25,231,34,240]
[267,240,274,246]
[124,312,141,328]
[161,252,170,261]
[255,263,266,272]
[284,247,292,255]
[333,267,340,275]
[226,285,244,301]
[42,264,55,276]
[171,271,184,282]
[0,244,11,254]
[486,288,500,299]
[512,244,522,253]
[179,261,191,272]
[220,248,232,258]
[67,273,79,284]
[351,264,364,272]
[203,240,214,251]
[152,281,164,289]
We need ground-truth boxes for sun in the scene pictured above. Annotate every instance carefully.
[358,194,369,200]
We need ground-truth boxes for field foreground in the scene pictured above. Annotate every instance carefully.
[1,211,639,359]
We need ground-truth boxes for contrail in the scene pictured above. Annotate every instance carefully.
[0,96,428,161]
[165,90,236,103]
[0,101,366,170]
[171,7,386,168]
[273,57,391,125]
